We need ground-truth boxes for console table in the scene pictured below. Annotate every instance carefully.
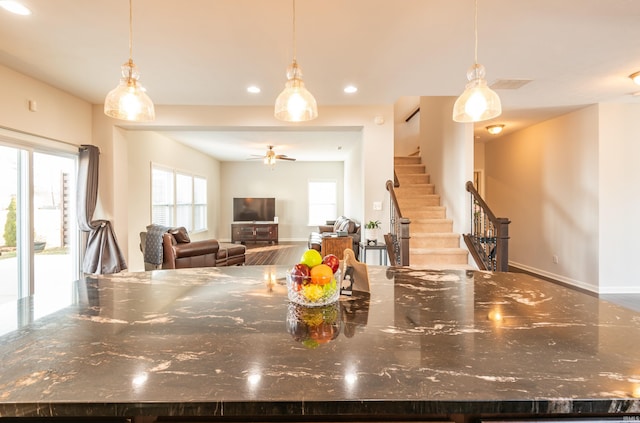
[0,266,639,422]
[359,241,388,265]
[231,222,278,244]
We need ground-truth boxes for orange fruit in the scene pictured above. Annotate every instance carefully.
[310,264,333,285]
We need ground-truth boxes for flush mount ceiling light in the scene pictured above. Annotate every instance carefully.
[486,124,505,135]
[629,71,640,86]
[104,0,155,122]
[274,0,318,122]
[0,1,31,15]
[453,0,502,123]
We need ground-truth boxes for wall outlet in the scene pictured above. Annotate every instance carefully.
[552,255,559,264]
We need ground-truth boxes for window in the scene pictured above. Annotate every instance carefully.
[151,165,207,232]
[151,167,174,226]
[308,180,337,225]
[175,173,193,230]
[193,176,207,231]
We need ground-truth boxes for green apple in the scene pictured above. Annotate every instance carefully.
[300,249,322,268]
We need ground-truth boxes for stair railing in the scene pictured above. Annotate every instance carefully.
[463,181,510,272]
[386,178,410,266]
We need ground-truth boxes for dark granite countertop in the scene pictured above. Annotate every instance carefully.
[0,265,639,419]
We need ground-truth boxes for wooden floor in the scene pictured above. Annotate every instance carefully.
[242,242,640,313]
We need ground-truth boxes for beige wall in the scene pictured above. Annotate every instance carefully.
[598,103,640,293]
[474,142,486,197]
[0,64,91,145]
[220,161,345,242]
[485,106,600,292]
[394,96,420,156]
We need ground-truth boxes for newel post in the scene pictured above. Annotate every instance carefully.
[495,217,510,272]
[399,217,411,266]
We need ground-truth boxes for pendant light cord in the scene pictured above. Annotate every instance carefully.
[292,0,297,61]
[474,0,478,65]
[128,0,133,63]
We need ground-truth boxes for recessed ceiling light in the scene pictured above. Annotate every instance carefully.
[247,85,261,94]
[629,71,640,86]
[0,1,31,15]
[344,85,358,94]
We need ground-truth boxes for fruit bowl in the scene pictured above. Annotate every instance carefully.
[286,268,341,306]
[286,302,341,348]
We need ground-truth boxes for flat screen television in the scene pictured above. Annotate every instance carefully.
[233,197,276,222]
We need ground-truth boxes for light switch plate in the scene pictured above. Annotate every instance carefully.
[373,201,382,210]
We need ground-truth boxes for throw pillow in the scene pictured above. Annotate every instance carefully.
[337,219,350,232]
[333,216,347,231]
[170,227,191,243]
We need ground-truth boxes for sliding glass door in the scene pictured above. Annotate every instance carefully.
[33,152,78,308]
[0,145,19,306]
[0,143,79,311]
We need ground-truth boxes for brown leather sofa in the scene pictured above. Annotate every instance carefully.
[141,227,245,270]
[162,232,246,269]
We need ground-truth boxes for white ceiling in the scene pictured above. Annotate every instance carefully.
[1,0,639,160]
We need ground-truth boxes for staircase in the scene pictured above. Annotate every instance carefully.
[394,156,469,267]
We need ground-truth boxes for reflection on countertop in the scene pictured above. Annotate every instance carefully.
[0,265,639,419]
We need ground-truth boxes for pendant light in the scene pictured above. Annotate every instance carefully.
[104,0,155,122]
[274,0,318,122]
[452,0,501,123]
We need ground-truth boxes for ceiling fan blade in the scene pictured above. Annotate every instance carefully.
[277,156,296,161]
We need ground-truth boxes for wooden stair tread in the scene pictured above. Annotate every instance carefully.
[410,218,453,222]
[411,232,459,238]
[411,247,468,254]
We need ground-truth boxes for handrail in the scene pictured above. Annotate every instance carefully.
[463,181,510,272]
[386,179,410,266]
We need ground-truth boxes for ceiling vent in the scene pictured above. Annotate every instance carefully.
[490,79,533,90]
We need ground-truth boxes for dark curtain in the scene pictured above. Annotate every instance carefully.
[77,145,127,274]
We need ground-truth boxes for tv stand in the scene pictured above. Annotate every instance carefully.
[232,222,278,244]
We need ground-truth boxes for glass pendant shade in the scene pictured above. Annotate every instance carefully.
[274,61,318,122]
[453,63,501,123]
[104,60,155,122]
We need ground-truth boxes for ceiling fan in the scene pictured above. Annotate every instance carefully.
[249,145,297,165]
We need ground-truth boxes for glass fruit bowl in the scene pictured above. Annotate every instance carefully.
[286,302,341,348]
[286,268,341,306]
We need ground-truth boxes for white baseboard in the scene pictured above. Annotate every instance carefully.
[509,262,640,294]
[508,261,598,294]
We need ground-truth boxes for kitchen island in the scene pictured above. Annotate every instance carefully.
[0,265,639,422]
